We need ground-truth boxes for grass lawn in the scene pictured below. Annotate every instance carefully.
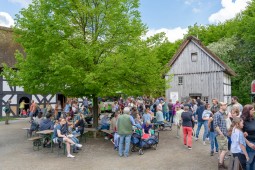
[0,117,17,122]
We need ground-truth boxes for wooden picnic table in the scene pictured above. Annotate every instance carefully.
[36,130,54,152]
[36,130,54,135]
[84,128,98,138]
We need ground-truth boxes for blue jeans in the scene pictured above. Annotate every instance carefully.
[196,121,208,141]
[163,111,169,121]
[169,111,173,124]
[203,121,209,141]
[246,141,255,170]
[119,134,131,157]
[209,132,218,152]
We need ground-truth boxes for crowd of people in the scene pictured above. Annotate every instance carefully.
[4,95,255,169]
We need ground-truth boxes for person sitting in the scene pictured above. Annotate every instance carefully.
[39,113,54,147]
[134,113,143,129]
[52,118,82,158]
[74,113,85,135]
[98,114,110,130]
[142,121,152,139]
[156,107,165,130]
[34,112,43,126]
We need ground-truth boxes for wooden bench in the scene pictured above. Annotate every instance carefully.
[28,136,43,151]
[84,128,98,138]
[22,128,31,138]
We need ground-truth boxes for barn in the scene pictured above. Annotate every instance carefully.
[165,36,236,104]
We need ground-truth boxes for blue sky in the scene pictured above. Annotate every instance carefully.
[0,0,251,42]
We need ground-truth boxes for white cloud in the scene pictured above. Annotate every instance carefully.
[0,12,14,27]
[8,0,32,8]
[192,7,201,13]
[145,27,188,43]
[209,0,251,24]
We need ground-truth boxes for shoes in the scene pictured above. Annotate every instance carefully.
[203,141,206,145]
[176,136,180,139]
[195,137,198,141]
[73,149,79,153]
[215,150,218,153]
[210,151,214,156]
[206,137,210,141]
[188,146,192,150]
[67,154,75,158]
[75,144,82,148]
[104,136,109,140]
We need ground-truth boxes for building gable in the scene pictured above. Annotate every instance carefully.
[168,36,236,76]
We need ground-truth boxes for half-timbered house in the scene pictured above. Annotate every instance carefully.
[165,36,236,104]
[0,26,84,117]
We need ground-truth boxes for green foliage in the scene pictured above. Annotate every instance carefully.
[2,0,166,99]
[189,0,255,104]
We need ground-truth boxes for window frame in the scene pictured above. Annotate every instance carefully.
[178,76,183,85]
[191,52,198,62]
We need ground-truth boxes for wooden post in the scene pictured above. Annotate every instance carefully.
[92,95,99,128]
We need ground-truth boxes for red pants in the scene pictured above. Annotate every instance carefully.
[183,126,193,147]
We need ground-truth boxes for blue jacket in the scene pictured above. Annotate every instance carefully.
[39,118,54,131]
[196,105,205,122]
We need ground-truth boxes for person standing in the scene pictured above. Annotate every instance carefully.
[175,105,184,138]
[241,104,255,170]
[202,103,211,145]
[208,110,219,156]
[195,100,205,141]
[117,107,135,157]
[214,102,228,169]
[168,99,173,124]
[181,106,195,149]
[210,98,220,113]
[162,100,169,121]
[4,100,11,125]
[29,100,36,120]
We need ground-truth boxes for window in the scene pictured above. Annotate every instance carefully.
[178,76,183,85]
[202,96,209,103]
[191,52,198,62]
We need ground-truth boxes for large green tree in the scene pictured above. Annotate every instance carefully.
[2,0,165,127]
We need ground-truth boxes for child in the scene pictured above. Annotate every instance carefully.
[230,117,250,169]
[22,109,27,117]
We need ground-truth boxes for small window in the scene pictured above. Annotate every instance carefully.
[178,76,183,85]
[203,96,209,103]
[191,52,198,62]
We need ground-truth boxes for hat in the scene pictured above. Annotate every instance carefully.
[123,107,130,114]
[219,102,227,106]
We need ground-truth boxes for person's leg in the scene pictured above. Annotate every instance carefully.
[209,132,214,152]
[235,153,247,170]
[214,133,219,152]
[5,113,10,124]
[168,111,172,123]
[195,122,202,139]
[203,121,208,142]
[187,127,193,147]
[183,127,187,145]
[66,142,71,155]
[118,135,124,157]
[124,134,131,157]
[177,125,180,137]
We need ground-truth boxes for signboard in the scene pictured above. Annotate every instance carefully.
[252,80,255,94]
[170,92,178,103]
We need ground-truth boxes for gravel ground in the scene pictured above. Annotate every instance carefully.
[0,119,219,170]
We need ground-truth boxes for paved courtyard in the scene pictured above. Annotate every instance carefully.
[0,119,218,170]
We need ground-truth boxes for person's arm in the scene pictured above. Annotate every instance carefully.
[245,139,255,149]
[130,116,135,125]
[240,143,249,161]
[214,114,224,136]
[57,129,66,138]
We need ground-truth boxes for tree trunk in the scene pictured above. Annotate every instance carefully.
[92,95,99,128]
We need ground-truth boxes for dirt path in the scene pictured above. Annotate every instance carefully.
[0,119,218,170]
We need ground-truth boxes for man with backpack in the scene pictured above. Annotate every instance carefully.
[4,100,11,125]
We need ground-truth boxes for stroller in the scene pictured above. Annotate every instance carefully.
[131,129,159,155]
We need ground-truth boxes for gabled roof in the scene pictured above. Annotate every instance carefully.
[168,36,236,76]
[0,26,24,68]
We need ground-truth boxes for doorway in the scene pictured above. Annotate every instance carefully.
[57,94,66,108]
[19,97,30,113]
